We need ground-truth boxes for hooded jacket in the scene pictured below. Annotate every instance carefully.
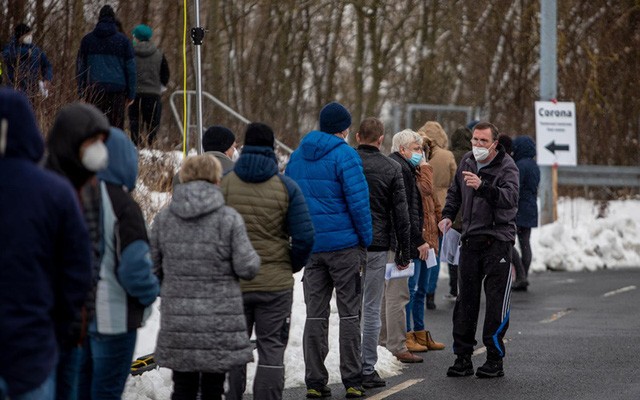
[419,122,457,208]
[93,128,159,334]
[133,40,169,96]
[151,179,260,373]
[442,145,520,242]
[285,130,372,253]
[77,15,136,99]
[2,37,52,93]
[221,145,314,292]
[512,136,540,228]
[357,144,411,266]
[450,126,473,165]
[0,89,91,396]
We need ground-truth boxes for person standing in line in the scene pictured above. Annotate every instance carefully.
[2,23,53,98]
[443,125,473,301]
[80,128,160,399]
[439,121,519,379]
[407,136,446,352]
[45,102,112,400]
[0,88,92,400]
[223,122,314,400]
[77,5,136,129]
[151,154,260,400]
[387,130,431,359]
[355,118,412,387]
[285,102,372,399]
[128,24,169,147]
[510,135,540,291]
[417,121,456,310]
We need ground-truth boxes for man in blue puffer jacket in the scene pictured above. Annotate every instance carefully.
[285,102,372,399]
[77,5,136,129]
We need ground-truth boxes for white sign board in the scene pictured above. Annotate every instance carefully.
[534,101,577,166]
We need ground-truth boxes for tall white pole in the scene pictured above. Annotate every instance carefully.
[539,0,557,225]
[191,0,205,154]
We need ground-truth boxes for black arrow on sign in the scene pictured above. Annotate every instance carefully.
[545,140,570,154]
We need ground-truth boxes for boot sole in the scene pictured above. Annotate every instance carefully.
[446,368,474,377]
[476,370,504,378]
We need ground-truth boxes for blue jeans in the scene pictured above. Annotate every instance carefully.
[424,237,443,295]
[56,341,88,400]
[360,251,387,375]
[1,370,56,400]
[82,331,137,400]
[406,258,428,332]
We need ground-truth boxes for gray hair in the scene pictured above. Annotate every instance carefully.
[391,129,423,152]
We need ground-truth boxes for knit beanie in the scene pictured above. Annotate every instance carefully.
[132,24,152,41]
[99,5,115,20]
[202,125,235,153]
[244,122,275,148]
[14,23,31,39]
[319,102,351,134]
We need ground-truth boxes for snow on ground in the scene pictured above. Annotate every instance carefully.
[123,197,640,399]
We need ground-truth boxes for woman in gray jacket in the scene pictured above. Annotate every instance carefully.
[150,154,260,400]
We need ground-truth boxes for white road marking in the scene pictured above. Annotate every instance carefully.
[366,379,424,400]
[540,308,573,323]
[603,285,636,298]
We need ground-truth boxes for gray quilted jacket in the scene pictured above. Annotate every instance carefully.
[150,180,260,373]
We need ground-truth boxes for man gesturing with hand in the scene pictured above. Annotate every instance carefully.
[438,121,519,379]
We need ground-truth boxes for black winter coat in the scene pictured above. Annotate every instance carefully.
[389,152,425,260]
[442,146,519,242]
[357,145,411,266]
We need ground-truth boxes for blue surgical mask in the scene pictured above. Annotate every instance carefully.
[409,152,423,167]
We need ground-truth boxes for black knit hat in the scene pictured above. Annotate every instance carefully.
[14,23,31,39]
[319,102,351,134]
[99,5,116,20]
[244,122,275,148]
[202,125,235,153]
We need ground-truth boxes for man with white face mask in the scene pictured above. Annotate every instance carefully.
[1,23,53,98]
[438,121,519,379]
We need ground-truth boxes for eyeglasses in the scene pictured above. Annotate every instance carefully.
[470,137,493,146]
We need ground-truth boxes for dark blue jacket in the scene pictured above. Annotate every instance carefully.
[285,130,372,253]
[512,136,541,228]
[2,38,53,93]
[93,128,159,334]
[0,89,91,396]
[77,16,136,99]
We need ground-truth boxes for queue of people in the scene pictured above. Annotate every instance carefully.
[1,38,540,398]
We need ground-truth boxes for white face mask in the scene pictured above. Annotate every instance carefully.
[472,145,490,161]
[231,147,240,162]
[22,34,33,45]
[81,141,109,172]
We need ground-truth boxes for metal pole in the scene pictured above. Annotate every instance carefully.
[539,0,557,225]
[191,0,205,154]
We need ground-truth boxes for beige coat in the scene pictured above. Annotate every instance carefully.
[418,121,457,208]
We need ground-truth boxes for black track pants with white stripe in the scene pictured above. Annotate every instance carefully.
[452,238,513,360]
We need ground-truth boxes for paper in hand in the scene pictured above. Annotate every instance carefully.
[385,261,415,280]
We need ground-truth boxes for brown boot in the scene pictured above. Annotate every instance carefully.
[414,330,446,350]
[395,351,423,363]
[406,332,428,352]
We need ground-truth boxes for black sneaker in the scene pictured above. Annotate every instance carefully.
[476,359,504,378]
[446,355,474,377]
[362,370,386,388]
[306,386,331,398]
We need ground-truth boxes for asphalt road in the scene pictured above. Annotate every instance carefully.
[276,268,640,400]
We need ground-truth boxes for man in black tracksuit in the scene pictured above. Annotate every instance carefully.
[438,121,519,378]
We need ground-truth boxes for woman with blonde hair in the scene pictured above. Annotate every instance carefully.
[151,154,260,400]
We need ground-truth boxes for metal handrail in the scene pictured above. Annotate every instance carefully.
[557,165,640,187]
[169,90,294,154]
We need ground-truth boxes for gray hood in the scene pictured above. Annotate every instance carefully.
[134,41,158,58]
[170,180,224,219]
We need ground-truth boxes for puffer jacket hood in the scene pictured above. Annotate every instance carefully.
[0,88,43,162]
[46,102,110,189]
[94,18,117,38]
[512,136,536,162]
[170,180,225,219]
[233,145,278,183]
[97,127,137,191]
[134,40,158,58]
[299,130,347,161]
[419,121,449,149]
